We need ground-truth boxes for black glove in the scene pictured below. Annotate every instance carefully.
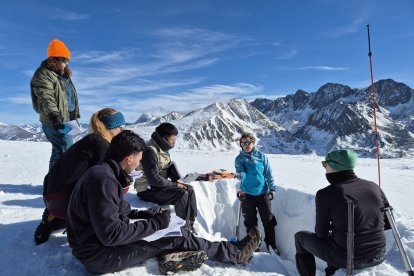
[152,210,171,230]
[147,206,163,213]
[128,209,141,219]
[137,210,158,219]
[268,191,275,201]
[48,112,64,131]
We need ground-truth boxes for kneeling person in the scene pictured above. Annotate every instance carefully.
[67,130,261,274]
[294,149,390,276]
[135,123,198,233]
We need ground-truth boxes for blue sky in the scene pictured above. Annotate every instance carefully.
[1,0,413,124]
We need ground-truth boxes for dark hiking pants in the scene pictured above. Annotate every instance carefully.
[138,184,197,221]
[294,231,386,276]
[79,229,238,274]
[241,193,277,247]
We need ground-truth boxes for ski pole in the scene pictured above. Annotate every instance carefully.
[235,191,245,241]
[383,207,414,276]
[366,24,381,187]
[345,194,358,276]
[236,199,242,240]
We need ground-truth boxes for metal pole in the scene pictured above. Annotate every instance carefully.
[383,207,414,275]
[345,195,359,276]
[366,24,382,187]
[236,199,242,240]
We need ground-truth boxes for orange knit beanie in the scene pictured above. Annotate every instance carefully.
[47,39,71,59]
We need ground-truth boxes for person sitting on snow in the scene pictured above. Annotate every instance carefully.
[66,130,261,274]
[294,149,391,276]
[134,123,198,234]
[35,108,125,245]
[234,132,280,255]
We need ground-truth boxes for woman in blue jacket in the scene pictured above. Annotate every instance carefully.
[235,132,280,255]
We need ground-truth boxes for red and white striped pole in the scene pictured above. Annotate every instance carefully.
[366,24,381,187]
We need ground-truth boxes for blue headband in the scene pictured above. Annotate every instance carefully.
[101,112,125,129]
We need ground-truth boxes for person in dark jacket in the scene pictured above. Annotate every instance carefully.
[31,39,80,169]
[66,130,261,274]
[235,133,279,255]
[34,108,125,245]
[135,123,198,233]
[294,149,390,276]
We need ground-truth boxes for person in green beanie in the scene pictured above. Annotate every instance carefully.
[294,149,391,276]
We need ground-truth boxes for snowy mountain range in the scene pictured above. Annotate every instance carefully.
[1,79,413,157]
[251,79,414,157]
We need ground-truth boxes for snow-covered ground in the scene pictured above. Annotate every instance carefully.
[0,140,413,276]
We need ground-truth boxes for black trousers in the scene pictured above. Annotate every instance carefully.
[138,184,197,221]
[294,231,386,276]
[241,193,277,247]
[80,229,238,274]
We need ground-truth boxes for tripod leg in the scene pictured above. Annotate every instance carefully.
[384,207,414,275]
[345,194,358,276]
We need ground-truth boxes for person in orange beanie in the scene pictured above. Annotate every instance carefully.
[30,39,80,170]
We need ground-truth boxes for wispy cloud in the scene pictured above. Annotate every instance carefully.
[71,27,243,97]
[73,50,135,63]
[82,83,263,122]
[276,50,298,59]
[322,7,374,38]
[48,8,90,21]
[4,94,32,105]
[153,27,244,62]
[292,65,348,71]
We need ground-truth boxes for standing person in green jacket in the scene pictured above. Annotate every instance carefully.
[31,38,80,170]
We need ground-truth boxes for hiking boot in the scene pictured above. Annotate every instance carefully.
[236,227,261,264]
[266,244,281,256]
[325,264,339,276]
[158,251,208,275]
[34,208,66,245]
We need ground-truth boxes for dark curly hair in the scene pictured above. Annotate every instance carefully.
[45,57,72,78]
[155,122,178,138]
[107,130,146,162]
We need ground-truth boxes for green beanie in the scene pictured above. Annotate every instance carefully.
[325,149,357,172]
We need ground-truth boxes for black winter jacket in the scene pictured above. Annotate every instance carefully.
[66,159,165,262]
[315,170,390,261]
[44,134,109,219]
[140,132,176,188]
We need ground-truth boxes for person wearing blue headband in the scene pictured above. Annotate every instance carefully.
[35,108,125,245]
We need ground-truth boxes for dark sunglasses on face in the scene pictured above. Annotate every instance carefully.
[59,57,69,65]
[321,159,342,168]
[240,140,253,147]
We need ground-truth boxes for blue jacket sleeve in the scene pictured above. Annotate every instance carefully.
[234,154,246,180]
[263,154,276,191]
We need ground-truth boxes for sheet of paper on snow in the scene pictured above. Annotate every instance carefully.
[129,170,143,180]
[58,120,84,135]
[142,213,185,242]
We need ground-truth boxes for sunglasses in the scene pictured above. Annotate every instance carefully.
[240,140,253,147]
[321,159,342,168]
[59,57,69,65]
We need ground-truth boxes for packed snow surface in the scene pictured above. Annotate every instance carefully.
[0,140,413,275]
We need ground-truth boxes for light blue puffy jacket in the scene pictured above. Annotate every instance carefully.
[235,148,276,196]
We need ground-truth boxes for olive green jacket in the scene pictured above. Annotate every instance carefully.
[30,62,80,124]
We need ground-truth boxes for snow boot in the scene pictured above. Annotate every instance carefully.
[236,227,261,264]
[34,208,66,245]
[158,251,208,275]
[325,264,339,276]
